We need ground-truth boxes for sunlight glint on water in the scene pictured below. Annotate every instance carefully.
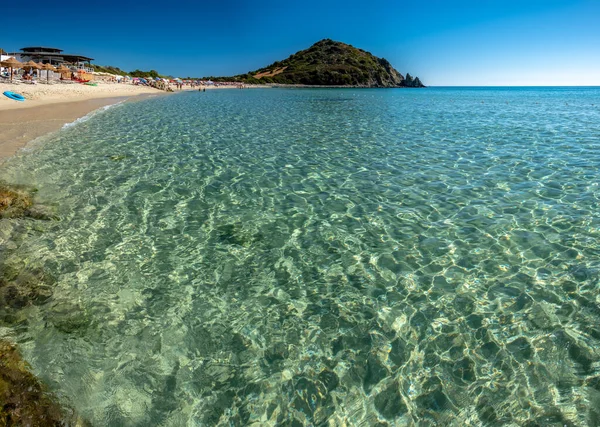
[1,88,599,426]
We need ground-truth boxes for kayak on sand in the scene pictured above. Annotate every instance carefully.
[3,91,25,101]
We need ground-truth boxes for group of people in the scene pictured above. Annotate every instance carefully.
[0,68,37,82]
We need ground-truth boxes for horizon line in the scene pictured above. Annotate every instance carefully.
[425,85,600,88]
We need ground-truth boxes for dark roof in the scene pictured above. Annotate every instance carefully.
[21,46,63,53]
[63,54,94,61]
[18,51,94,61]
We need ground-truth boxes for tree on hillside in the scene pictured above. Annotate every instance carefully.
[130,69,161,78]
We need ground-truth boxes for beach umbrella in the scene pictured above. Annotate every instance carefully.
[0,57,23,82]
[22,60,40,78]
[40,63,57,82]
[57,65,70,78]
[23,60,40,70]
[56,65,71,81]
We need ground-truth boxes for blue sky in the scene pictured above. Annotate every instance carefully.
[2,0,598,85]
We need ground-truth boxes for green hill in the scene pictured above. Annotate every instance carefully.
[227,39,424,87]
[90,64,129,76]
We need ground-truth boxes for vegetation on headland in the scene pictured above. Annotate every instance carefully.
[128,69,164,78]
[91,65,170,79]
[90,64,129,76]
[212,39,425,87]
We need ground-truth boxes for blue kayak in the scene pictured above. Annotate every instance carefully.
[3,91,25,101]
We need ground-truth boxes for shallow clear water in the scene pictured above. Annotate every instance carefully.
[1,87,600,426]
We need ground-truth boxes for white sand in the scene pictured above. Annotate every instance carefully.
[0,81,177,160]
[0,80,261,160]
[0,81,165,111]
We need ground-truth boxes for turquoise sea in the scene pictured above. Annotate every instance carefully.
[1,87,600,426]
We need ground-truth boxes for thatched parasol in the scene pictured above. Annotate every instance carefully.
[0,57,23,81]
[22,60,40,79]
[56,64,68,74]
[40,63,57,82]
[56,65,72,81]
[23,60,40,69]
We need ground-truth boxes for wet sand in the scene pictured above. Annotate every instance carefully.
[0,94,161,161]
[0,82,260,161]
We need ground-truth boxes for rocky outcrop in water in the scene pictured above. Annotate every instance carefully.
[0,340,66,426]
[0,183,57,220]
[0,263,90,426]
[0,184,33,219]
[0,265,55,321]
[0,184,84,425]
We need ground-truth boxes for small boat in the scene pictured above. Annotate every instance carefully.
[2,91,25,101]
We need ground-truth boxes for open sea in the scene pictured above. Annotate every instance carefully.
[1,87,600,426]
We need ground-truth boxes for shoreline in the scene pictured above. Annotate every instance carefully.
[0,93,163,161]
[0,82,269,162]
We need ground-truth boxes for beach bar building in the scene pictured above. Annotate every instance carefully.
[9,46,94,72]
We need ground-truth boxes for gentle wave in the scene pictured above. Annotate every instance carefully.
[61,100,125,129]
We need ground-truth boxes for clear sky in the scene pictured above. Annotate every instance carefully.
[2,0,599,85]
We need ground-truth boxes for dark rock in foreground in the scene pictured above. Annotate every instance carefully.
[0,183,57,220]
[0,340,67,426]
[0,184,33,219]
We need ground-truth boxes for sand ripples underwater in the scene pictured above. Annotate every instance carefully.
[1,87,600,426]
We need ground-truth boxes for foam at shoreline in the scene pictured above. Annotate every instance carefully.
[0,94,161,161]
[61,100,126,129]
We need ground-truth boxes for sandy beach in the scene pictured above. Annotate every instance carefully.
[0,81,265,161]
[0,81,169,110]
[0,82,176,160]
